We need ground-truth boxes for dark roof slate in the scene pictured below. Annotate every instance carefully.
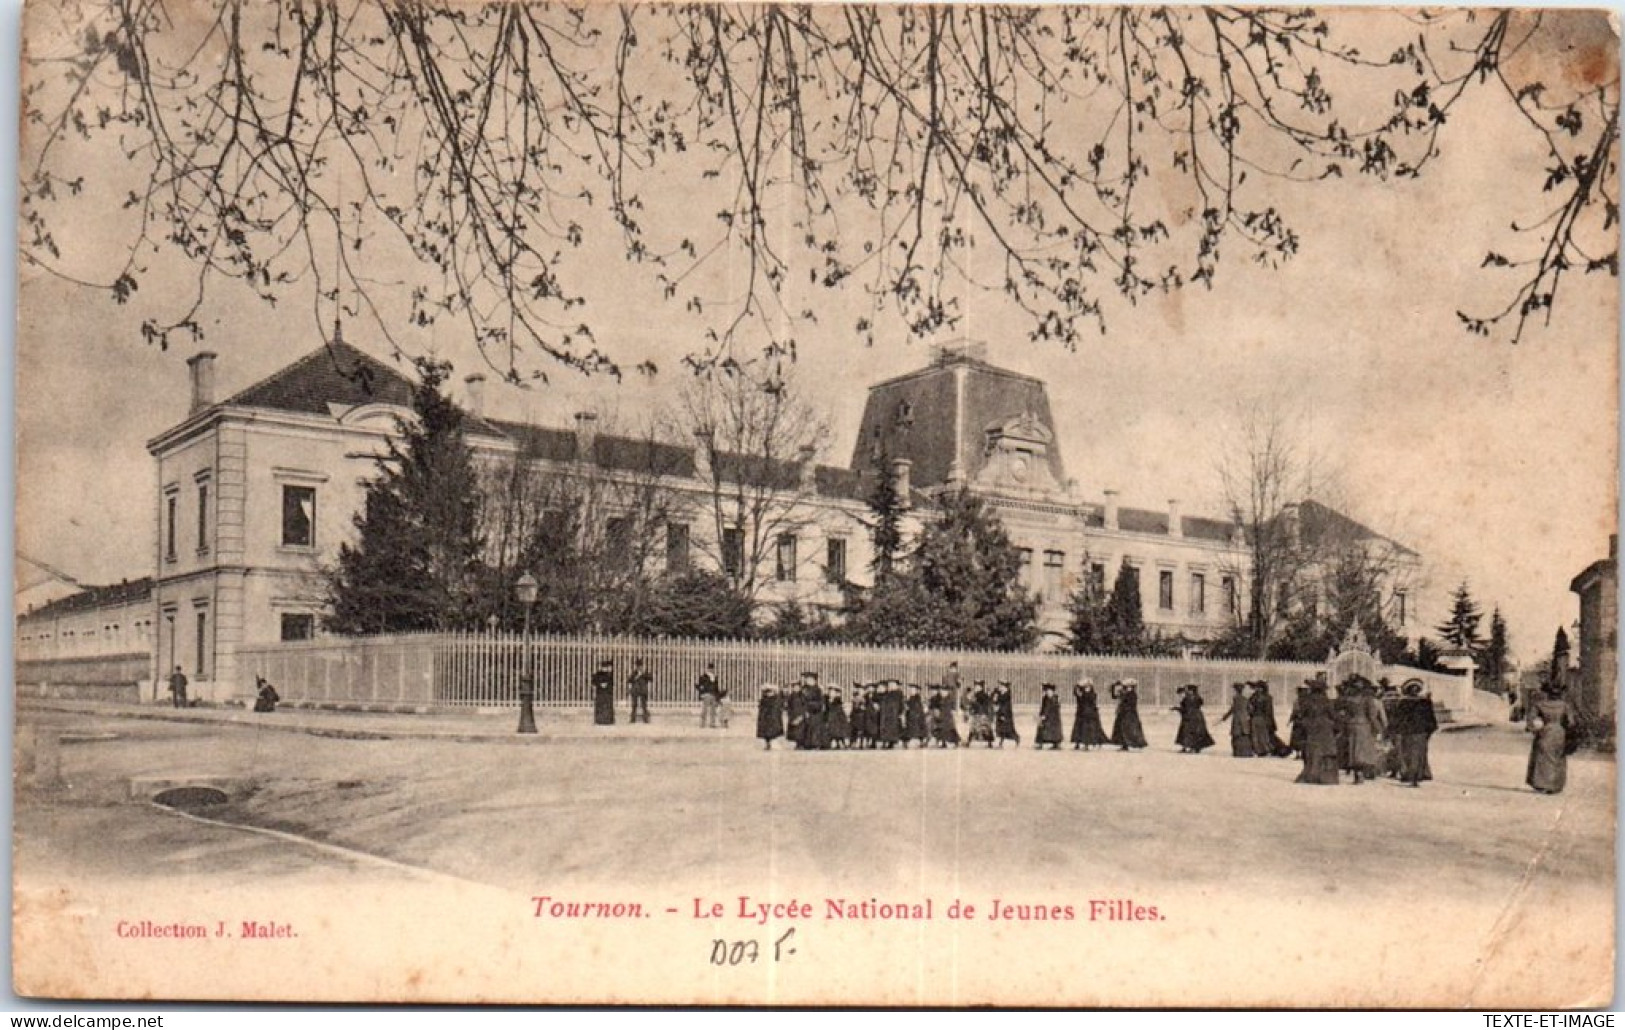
[21,577,153,620]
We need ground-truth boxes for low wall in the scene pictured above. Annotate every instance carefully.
[231,633,1464,713]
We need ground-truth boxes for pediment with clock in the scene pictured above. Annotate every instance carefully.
[972,413,1061,495]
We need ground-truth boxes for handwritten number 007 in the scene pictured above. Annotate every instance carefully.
[709,928,797,965]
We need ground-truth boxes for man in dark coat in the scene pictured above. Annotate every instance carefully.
[592,659,616,726]
[876,681,904,748]
[1035,683,1064,749]
[627,658,653,724]
[168,666,189,708]
[993,681,1021,747]
[697,663,721,729]
[253,676,280,713]
[1109,680,1148,750]
[756,684,785,749]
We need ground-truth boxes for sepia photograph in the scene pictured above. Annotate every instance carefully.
[11,0,1619,1008]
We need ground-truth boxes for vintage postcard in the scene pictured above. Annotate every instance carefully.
[12,0,1618,1008]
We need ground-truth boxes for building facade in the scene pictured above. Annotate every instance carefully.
[20,339,1425,697]
[1569,535,1618,722]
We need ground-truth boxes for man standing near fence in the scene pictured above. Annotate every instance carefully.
[697,662,720,728]
[628,658,652,724]
[167,665,189,708]
[592,659,616,726]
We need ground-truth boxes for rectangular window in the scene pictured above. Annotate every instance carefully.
[605,517,631,564]
[1222,575,1237,614]
[280,613,316,641]
[165,493,178,561]
[666,523,691,572]
[195,610,207,679]
[281,485,315,547]
[1191,573,1206,614]
[722,526,744,579]
[1159,569,1175,611]
[1043,550,1065,604]
[196,481,210,553]
[1018,548,1034,589]
[1089,561,1106,595]
[826,537,847,584]
[1395,590,1408,628]
[776,534,798,582]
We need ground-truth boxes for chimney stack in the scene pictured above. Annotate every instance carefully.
[573,411,599,459]
[890,457,913,503]
[186,352,218,415]
[1103,489,1119,532]
[1168,499,1182,538]
[798,444,818,491]
[692,429,713,481]
[464,374,486,419]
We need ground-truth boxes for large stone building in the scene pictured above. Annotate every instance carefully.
[19,339,1425,697]
[1569,535,1618,722]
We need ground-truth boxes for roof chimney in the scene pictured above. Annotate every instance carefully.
[464,374,486,419]
[186,352,218,415]
[798,444,818,491]
[573,411,599,460]
[1168,499,1182,538]
[890,457,912,503]
[1103,489,1119,532]
[692,429,713,481]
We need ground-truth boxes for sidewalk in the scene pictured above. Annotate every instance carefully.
[17,697,756,746]
[19,695,1493,746]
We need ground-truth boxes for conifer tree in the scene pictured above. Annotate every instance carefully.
[327,359,484,633]
[1435,581,1485,651]
[1104,563,1146,653]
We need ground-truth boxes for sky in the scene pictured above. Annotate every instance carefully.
[12,5,1620,666]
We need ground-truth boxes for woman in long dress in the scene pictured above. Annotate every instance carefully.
[1219,683,1254,757]
[1248,682,1288,757]
[592,660,616,726]
[1070,681,1108,750]
[1035,683,1064,749]
[825,687,851,749]
[1109,680,1148,750]
[1526,683,1574,794]
[1344,680,1387,785]
[1391,679,1437,786]
[1174,685,1216,754]
[1294,684,1341,785]
[902,684,928,747]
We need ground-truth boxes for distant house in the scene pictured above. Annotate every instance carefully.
[1569,535,1618,722]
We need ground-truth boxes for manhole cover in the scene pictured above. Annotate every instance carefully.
[153,786,230,809]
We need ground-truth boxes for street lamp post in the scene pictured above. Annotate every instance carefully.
[515,571,539,735]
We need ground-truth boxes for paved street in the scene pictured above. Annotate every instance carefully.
[12,702,1615,1007]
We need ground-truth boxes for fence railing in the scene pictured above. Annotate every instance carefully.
[232,632,1464,712]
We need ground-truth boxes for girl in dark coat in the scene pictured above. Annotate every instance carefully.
[848,684,871,749]
[993,682,1021,747]
[592,660,616,725]
[928,686,960,748]
[787,687,807,747]
[756,684,785,749]
[801,685,828,750]
[1070,681,1108,749]
[1108,680,1148,750]
[967,682,996,746]
[878,682,906,748]
[1035,684,1064,749]
[825,688,851,749]
[1294,686,1341,784]
[902,684,929,747]
[1174,685,1216,753]
[1220,683,1254,757]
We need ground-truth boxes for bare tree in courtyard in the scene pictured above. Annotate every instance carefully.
[20,4,1618,379]
[671,360,834,617]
